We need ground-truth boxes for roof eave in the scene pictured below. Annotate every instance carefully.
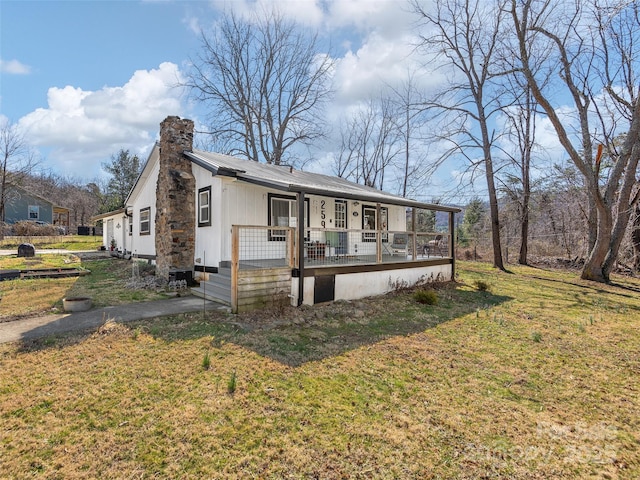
[184,151,461,213]
[237,174,460,212]
[91,208,127,222]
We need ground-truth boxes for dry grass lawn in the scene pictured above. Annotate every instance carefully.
[0,262,639,478]
[0,257,170,321]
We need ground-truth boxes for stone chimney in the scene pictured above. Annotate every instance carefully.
[155,116,195,282]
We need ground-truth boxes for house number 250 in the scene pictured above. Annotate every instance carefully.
[320,200,326,228]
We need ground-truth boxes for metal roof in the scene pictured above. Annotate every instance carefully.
[186,150,460,213]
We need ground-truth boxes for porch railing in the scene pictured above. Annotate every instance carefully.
[232,225,450,270]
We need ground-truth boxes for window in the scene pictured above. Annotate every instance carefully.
[28,205,39,220]
[362,205,388,242]
[268,194,309,241]
[335,200,347,229]
[139,207,151,235]
[198,186,211,227]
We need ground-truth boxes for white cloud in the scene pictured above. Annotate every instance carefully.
[220,0,325,26]
[0,58,31,75]
[326,0,416,39]
[18,62,186,179]
[184,14,202,35]
[333,31,424,104]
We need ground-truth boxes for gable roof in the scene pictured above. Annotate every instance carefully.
[186,150,459,213]
[92,207,127,222]
[2,182,58,208]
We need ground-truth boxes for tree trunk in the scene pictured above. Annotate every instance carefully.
[632,202,640,272]
[518,158,531,265]
[581,198,613,282]
[518,202,529,265]
[485,155,505,270]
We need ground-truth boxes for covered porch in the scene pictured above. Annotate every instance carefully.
[194,198,459,312]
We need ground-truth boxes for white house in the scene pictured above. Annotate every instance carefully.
[96,116,460,312]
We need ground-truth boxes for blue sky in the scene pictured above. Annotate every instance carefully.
[2,0,202,117]
[1,0,570,202]
[2,0,449,188]
[1,0,211,178]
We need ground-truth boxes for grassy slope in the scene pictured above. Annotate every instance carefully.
[0,262,638,478]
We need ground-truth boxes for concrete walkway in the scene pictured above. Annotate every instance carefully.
[0,296,227,344]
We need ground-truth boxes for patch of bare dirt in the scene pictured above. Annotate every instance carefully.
[230,281,453,330]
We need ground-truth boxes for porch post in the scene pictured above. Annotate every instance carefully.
[411,207,417,260]
[297,191,305,306]
[449,211,456,279]
[376,203,382,264]
[231,225,239,313]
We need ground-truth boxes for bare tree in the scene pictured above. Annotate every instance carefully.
[497,84,541,265]
[0,119,37,239]
[495,16,555,266]
[412,0,508,270]
[387,72,431,197]
[22,171,103,231]
[511,0,640,282]
[186,8,334,166]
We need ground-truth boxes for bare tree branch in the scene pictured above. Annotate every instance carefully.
[185,8,334,166]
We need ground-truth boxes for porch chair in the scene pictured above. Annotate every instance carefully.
[423,234,443,257]
[389,232,409,256]
[325,231,340,259]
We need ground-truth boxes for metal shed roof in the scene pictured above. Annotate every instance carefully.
[186,150,460,213]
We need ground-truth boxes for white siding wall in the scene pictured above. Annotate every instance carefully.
[101,213,129,251]
[193,166,223,268]
[106,219,114,248]
[223,181,281,261]
[194,180,409,265]
[127,159,159,257]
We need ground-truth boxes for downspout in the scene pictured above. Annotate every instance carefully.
[297,191,305,306]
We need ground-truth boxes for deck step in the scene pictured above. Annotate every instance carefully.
[191,271,231,305]
[191,286,231,306]
[217,266,231,277]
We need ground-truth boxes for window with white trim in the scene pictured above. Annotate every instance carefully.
[139,207,151,235]
[362,205,388,242]
[28,205,39,220]
[268,194,309,241]
[198,186,211,227]
[335,200,347,229]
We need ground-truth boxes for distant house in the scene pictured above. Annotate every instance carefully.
[96,116,460,312]
[1,183,70,232]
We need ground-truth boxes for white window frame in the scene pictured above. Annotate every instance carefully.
[335,200,347,229]
[139,207,151,235]
[28,205,40,220]
[268,194,309,241]
[198,186,211,227]
[362,205,388,242]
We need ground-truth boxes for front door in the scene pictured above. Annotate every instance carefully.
[335,200,347,254]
